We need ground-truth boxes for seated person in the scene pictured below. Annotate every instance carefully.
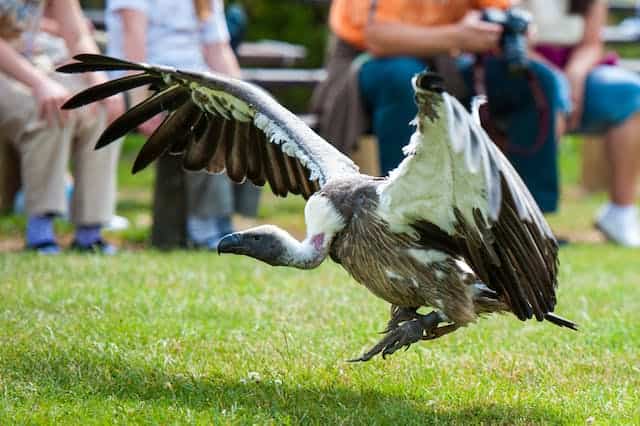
[0,0,124,254]
[313,0,509,176]
[316,0,562,211]
[106,0,261,250]
[521,0,640,246]
[313,0,639,247]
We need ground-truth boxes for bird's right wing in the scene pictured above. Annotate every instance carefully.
[59,54,359,199]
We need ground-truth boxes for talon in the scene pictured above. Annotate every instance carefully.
[423,323,460,340]
[352,310,455,361]
[384,306,417,333]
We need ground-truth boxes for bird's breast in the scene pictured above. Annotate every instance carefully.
[332,211,455,308]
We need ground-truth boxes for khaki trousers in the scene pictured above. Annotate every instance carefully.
[0,69,119,226]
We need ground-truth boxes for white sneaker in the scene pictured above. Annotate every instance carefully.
[105,215,130,232]
[595,204,640,248]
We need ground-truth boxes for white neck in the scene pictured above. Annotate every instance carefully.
[283,194,346,269]
[273,228,327,269]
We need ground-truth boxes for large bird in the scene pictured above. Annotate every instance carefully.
[59,54,576,361]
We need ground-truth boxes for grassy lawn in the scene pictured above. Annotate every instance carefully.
[1,136,639,424]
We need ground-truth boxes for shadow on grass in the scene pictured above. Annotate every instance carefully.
[2,347,565,424]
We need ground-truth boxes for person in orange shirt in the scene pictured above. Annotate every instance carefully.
[313,0,570,216]
[330,0,509,52]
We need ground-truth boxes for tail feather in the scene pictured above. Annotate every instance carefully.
[544,312,578,330]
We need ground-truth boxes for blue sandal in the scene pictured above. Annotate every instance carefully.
[70,239,117,255]
[26,241,60,255]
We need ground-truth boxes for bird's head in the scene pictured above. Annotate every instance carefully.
[218,194,346,270]
[217,225,297,267]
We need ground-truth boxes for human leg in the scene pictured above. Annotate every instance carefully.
[61,71,119,253]
[581,66,640,246]
[71,113,120,253]
[604,113,640,206]
[71,107,119,225]
[0,72,71,252]
[185,171,235,249]
[358,57,427,175]
[233,181,261,218]
[482,58,571,213]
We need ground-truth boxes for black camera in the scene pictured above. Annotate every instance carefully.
[482,8,531,74]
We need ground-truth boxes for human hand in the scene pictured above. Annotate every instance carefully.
[454,11,502,53]
[32,76,72,127]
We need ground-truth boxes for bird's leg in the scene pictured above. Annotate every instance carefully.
[349,310,452,362]
[381,305,418,333]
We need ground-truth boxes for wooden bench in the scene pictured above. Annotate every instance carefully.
[242,68,326,90]
[237,40,307,67]
[92,28,309,68]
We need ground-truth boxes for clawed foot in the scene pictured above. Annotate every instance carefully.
[349,310,451,362]
[381,305,417,333]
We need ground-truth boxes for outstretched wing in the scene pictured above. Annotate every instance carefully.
[58,54,358,199]
[377,72,559,323]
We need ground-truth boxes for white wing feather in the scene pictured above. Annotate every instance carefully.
[377,81,498,235]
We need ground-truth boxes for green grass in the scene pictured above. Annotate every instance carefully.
[1,247,639,424]
[1,135,640,424]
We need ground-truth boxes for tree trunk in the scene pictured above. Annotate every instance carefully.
[151,154,187,249]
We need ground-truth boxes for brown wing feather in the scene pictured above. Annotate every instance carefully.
[282,153,302,195]
[167,102,202,156]
[226,121,250,182]
[411,170,560,322]
[207,119,233,174]
[262,140,288,196]
[183,113,216,171]
[59,54,358,200]
[246,126,265,183]
[294,159,315,198]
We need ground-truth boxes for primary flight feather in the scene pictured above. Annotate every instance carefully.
[59,54,576,361]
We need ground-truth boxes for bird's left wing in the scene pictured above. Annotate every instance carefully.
[58,54,358,199]
[377,72,559,323]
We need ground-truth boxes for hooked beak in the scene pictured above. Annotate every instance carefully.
[217,233,242,255]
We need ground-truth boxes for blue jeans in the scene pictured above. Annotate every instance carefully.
[358,56,566,211]
[359,57,427,175]
[473,57,570,213]
[477,60,640,212]
[579,65,640,134]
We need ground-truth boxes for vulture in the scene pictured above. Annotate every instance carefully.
[59,54,576,362]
